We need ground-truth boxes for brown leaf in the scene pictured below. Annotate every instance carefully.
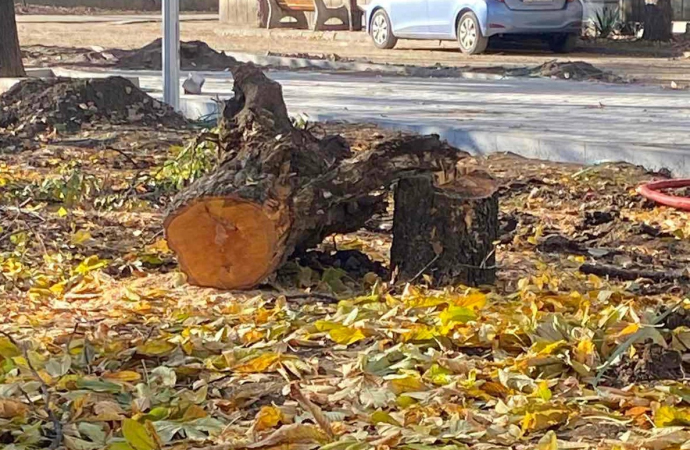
[0,399,28,418]
[289,384,334,438]
[248,424,330,448]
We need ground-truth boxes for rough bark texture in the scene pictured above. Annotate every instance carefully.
[164,62,470,290]
[642,0,674,41]
[391,174,498,287]
[0,0,26,77]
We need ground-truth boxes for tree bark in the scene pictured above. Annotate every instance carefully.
[164,62,469,290]
[391,174,498,287]
[642,0,674,41]
[0,0,26,77]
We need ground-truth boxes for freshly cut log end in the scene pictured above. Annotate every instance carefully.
[164,197,279,290]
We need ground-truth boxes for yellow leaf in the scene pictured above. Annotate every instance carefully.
[453,292,487,310]
[535,381,552,401]
[57,207,68,218]
[522,409,569,432]
[655,405,690,427]
[315,321,366,346]
[74,255,108,275]
[71,229,92,245]
[616,323,641,339]
[371,410,401,427]
[241,329,265,345]
[401,324,439,342]
[0,399,29,418]
[122,419,159,450]
[103,371,142,382]
[0,337,20,359]
[233,353,281,373]
[573,337,597,369]
[136,340,175,356]
[439,306,476,326]
[536,430,558,450]
[145,239,170,254]
[328,326,365,346]
[389,376,426,394]
[255,405,283,431]
[403,296,448,309]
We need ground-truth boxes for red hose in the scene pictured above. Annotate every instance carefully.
[637,179,690,211]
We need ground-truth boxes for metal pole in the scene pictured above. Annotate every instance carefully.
[162,0,180,110]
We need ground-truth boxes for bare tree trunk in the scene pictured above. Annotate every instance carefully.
[0,0,26,77]
[642,0,674,41]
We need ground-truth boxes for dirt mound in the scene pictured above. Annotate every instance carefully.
[22,45,117,67]
[115,39,238,71]
[511,60,626,83]
[0,76,186,151]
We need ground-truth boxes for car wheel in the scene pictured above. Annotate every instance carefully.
[457,12,488,55]
[370,10,398,50]
[548,33,578,53]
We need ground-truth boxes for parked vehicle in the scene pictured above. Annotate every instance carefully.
[365,0,583,54]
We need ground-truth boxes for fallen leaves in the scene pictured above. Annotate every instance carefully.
[4,125,690,450]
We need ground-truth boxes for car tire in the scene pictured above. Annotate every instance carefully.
[457,12,488,55]
[370,10,398,50]
[548,33,578,53]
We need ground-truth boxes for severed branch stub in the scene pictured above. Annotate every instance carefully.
[164,62,471,290]
[391,170,499,287]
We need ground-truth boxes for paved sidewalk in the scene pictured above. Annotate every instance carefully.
[52,68,690,175]
[16,14,217,24]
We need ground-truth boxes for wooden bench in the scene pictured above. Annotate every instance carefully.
[265,0,362,31]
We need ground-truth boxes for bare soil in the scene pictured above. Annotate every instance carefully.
[0,76,187,151]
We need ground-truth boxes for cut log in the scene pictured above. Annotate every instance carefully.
[391,173,498,287]
[164,62,469,290]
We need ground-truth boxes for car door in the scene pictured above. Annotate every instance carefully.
[387,0,431,37]
[425,0,458,37]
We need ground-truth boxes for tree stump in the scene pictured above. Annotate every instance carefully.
[164,62,469,290]
[391,173,498,287]
[642,0,673,41]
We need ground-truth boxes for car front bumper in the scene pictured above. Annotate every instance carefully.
[484,0,583,37]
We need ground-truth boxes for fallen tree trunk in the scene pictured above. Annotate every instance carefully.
[391,173,498,287]
[164,62,469,290]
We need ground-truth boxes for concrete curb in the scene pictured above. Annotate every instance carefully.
[214,26,369,42]
[16,14,217,24]
[149,95,690,176]
[226,51,507,80]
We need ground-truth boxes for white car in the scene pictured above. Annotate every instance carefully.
[365,0,584,54]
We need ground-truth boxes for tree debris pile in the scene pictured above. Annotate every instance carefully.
[163,62,485,290]
[115,39,238,70]
[0,76,187,150]
[510,60,627,83]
